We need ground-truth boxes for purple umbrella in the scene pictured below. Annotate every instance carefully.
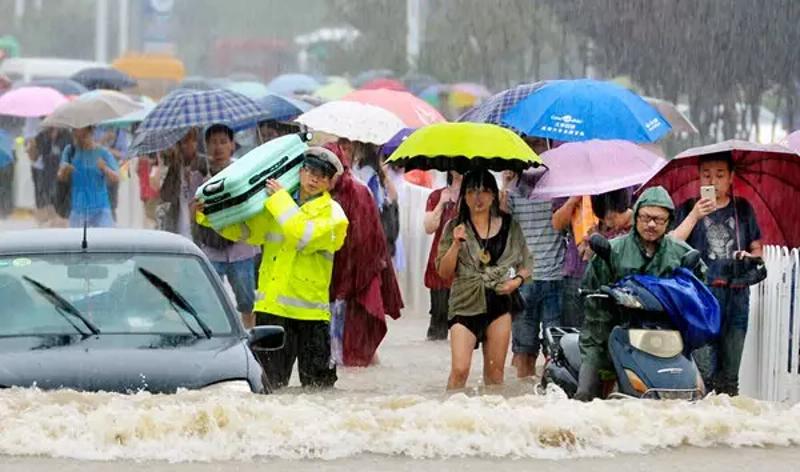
[380,127,415,156]
[529,140,671,199]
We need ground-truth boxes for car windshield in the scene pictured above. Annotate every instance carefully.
[0,253,233,336]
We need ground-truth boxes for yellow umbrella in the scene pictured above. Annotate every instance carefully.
[314,77,355,101]
[387,122,542,172]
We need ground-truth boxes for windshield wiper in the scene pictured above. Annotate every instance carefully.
[22,276,101,337]
[138,268,213,339]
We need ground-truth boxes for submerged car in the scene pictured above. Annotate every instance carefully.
[0,229,283,394]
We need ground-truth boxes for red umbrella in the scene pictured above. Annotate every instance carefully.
[359,77,407,92]
[644,140,800,248]
[342,89,446,127]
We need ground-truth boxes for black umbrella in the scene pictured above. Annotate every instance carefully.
[71,67,137,91]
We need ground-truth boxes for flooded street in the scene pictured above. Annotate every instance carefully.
[1,1,799,467]
[0,303,798,468]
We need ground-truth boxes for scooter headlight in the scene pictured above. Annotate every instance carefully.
[628,329,683,358]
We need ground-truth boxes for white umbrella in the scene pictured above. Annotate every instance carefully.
[295,100,406,145]
[42,90,144,129]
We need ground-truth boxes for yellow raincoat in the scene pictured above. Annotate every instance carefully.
[198,189,348,321]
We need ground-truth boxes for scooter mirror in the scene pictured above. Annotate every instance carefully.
[681,249,701,270]
[589,233,612,264]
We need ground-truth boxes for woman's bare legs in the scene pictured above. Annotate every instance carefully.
[448,323,477,390]
[482,314,511,386]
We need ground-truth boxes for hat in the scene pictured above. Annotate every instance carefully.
[304,146,344,178]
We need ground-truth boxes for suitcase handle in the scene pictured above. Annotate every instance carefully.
[249,156,290,185]
[203,179,225,196]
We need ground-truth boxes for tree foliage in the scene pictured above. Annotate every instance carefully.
[547,0,800,141]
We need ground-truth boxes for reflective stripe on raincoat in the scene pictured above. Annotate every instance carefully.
[198,189,348,321]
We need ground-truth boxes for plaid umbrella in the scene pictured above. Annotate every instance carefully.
[129,127,191,155]
[137,89,263,132]
[458,81,552,126]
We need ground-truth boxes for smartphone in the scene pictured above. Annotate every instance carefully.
[701,185,716,202]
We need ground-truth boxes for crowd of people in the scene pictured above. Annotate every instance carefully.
[0,85,767,400]
[421,140,762,398]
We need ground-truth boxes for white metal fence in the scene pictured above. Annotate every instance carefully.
[740,246,800,402]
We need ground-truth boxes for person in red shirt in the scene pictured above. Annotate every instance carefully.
[423,171,462,340]
[136,154,160,228]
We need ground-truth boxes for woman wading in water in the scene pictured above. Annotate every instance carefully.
[437,169,532,390]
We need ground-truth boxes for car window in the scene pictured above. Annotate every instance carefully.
[0,253,233,336]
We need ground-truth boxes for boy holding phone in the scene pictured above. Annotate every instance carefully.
[671,152,762,396]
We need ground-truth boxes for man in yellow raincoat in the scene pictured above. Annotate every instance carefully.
[196,147,348,389]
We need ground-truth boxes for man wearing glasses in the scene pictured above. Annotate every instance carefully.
[574,186,705,401]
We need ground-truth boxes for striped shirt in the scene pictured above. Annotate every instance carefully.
[508,187,565,281]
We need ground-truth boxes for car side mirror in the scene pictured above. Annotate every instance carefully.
[248,326,285,351]
[589,233,612,264]
[681,250,701,270]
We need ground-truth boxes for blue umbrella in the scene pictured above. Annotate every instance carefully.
[501,79,671,143]
[266,74,321,96]
[137,88,263,132]
[256,93,312,121]
[23,78,89,96]
[458,81,552,125]
[229,93,313,132]
[71,67,137,91]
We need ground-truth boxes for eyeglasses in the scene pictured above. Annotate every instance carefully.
[636,214,669,226]
[302,165,328,179]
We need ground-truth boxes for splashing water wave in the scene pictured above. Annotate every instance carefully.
[0,387,798,462]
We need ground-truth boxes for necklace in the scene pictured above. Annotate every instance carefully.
[470,217,493,265]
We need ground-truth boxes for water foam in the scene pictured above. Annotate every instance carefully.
[0,387,798,462]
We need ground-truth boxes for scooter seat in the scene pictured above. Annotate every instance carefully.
[560,333,582,371]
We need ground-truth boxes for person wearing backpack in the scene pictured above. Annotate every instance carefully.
[189,124,259,329]
[56,126,119,228]
[350,141,400,258]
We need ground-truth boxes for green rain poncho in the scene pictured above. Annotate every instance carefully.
[579,186,706,371]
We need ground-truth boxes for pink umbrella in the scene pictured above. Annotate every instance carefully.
[342,89,446,127]
[780,130,800,154]
[0,86,68,117]
[529,139,670,199]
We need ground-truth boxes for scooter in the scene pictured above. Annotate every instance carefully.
[541,234,706,400]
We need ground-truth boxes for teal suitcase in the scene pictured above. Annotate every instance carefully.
[196,133,309,231]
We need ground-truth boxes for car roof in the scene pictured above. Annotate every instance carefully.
[0,57,108,81]
[0,229,206,257]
